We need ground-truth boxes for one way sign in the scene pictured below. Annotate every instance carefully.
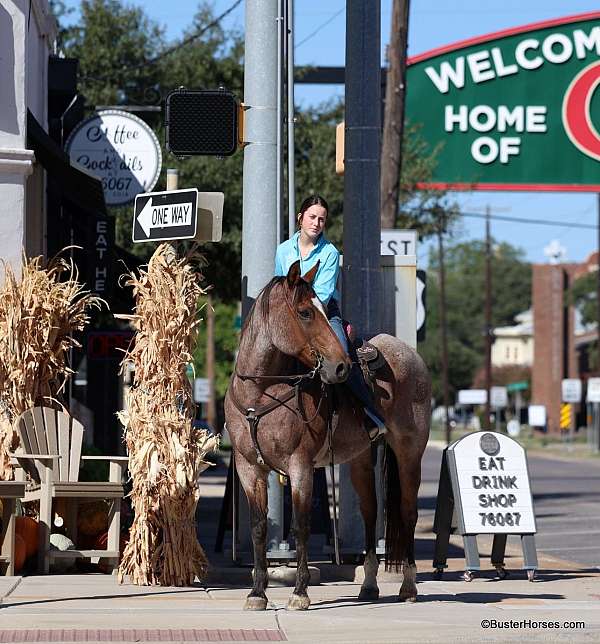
[132,189,198,242]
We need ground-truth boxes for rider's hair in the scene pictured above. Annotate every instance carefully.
[297,194,329,227]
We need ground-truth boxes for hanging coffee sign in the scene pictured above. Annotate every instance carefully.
[65,110,162,206]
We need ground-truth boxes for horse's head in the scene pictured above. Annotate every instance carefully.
[254,260,351,384]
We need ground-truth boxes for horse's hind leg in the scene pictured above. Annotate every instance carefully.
[236,452,270,611]
[350,448,380,601]
[286,464,313,610]
[386,433,425,603]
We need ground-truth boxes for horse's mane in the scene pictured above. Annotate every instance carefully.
[241,275,314,336]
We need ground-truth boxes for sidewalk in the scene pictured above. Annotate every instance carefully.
[1,556,599,643]
[1,451,599,642]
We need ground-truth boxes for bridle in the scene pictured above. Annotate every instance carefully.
[229,351,327,477]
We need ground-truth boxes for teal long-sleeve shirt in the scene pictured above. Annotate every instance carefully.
[274,231,340,305]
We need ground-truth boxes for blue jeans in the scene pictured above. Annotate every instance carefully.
[329,315,349,353]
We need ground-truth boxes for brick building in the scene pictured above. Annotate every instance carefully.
[532,252,598,433]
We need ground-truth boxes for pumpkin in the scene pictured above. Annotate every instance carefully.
[14,534,26,573]
[15,516,39,559]
[77,501,108,537]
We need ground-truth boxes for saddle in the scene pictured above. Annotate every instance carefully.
[344,321,385,391]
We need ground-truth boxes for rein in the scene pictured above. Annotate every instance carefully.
[229,355,327,477]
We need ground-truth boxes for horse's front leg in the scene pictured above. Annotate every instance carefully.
[236,452,270,611]
[350,448,380,601]
[287,464,313,610]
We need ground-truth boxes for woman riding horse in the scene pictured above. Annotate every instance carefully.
[275,194,385,439]
[225,201,431,611]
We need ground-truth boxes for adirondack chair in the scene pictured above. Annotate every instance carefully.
[10,407,128,574]
[0,481,26,575]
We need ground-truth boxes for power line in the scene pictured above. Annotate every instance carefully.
[81,0,243,84]
[296,6,345,49]
[459,210,598,230]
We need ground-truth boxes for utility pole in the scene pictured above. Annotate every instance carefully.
[437,212,451,445]
[484,205,492,430]
[240,0,280,558]
[206,293,217,431]
[340,0,382,556]
[380,0,410,229]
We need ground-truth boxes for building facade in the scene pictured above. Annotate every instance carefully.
[0,0,56,279]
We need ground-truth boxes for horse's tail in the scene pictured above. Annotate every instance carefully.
[384,443,405,572]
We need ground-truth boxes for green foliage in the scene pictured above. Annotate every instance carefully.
[569,270,598,326]
[60,0,166,106]
[421,239,532,401]
[192,298,239,398]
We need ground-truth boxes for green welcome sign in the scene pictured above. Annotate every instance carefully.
[406,12,600,191]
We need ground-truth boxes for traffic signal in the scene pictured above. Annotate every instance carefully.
[165,88,241,157]
[559,403,572,430]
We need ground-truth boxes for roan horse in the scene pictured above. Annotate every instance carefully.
[224,260,431,610]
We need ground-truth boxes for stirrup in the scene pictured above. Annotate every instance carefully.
[365,408,387,441]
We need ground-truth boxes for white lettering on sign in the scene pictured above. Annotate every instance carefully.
[424,25,600,94]
[444,104,548,165]
[450,432,536,534]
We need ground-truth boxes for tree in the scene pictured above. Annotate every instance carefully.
[421,238,532,401]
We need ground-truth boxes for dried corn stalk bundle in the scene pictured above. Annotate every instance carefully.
[0,254,104,480]
[117,243,219,586]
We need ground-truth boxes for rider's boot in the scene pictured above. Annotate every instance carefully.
[345,364,386,440]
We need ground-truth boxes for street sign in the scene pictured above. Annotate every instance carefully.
[586,377,600,403]
[561,378,582,403]
[133,189,198,242]
[380,229,417,256]
[416,269,426,342]
[528,405,546,427]
[132,190,224,244]
[194,378,211,403]
[458,389,487,405]
[490,386,508,408]
[507,380,528,392]
[507,419,521,437]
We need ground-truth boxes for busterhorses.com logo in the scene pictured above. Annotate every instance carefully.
[562,60,600,161]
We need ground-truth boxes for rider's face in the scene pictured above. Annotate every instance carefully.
[299,205,327,241]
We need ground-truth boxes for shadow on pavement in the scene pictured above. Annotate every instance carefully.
[308,591,565,609]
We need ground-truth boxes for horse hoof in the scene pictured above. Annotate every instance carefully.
[358,586,380,601]
[398,592,417,603]
[287,593,310,610]
[244,596,268,611]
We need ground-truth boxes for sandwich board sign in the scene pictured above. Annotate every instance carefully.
[133,189,224,243]
[433,431,538,580]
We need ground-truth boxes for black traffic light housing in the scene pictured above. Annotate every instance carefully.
[165,88,240,157]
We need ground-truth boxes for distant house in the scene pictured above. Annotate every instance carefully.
[492,310,533,368]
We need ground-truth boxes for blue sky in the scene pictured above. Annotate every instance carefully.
[62,0,600,266]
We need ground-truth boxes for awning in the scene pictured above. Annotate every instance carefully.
[26,109,107,218]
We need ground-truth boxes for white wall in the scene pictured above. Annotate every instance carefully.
[492,335,534,367]
[0,0,56,282]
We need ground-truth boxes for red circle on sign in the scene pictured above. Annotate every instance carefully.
[562,61,600,161]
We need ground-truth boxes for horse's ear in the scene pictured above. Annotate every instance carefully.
[302,260,320,285]
[286,260,302,287]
